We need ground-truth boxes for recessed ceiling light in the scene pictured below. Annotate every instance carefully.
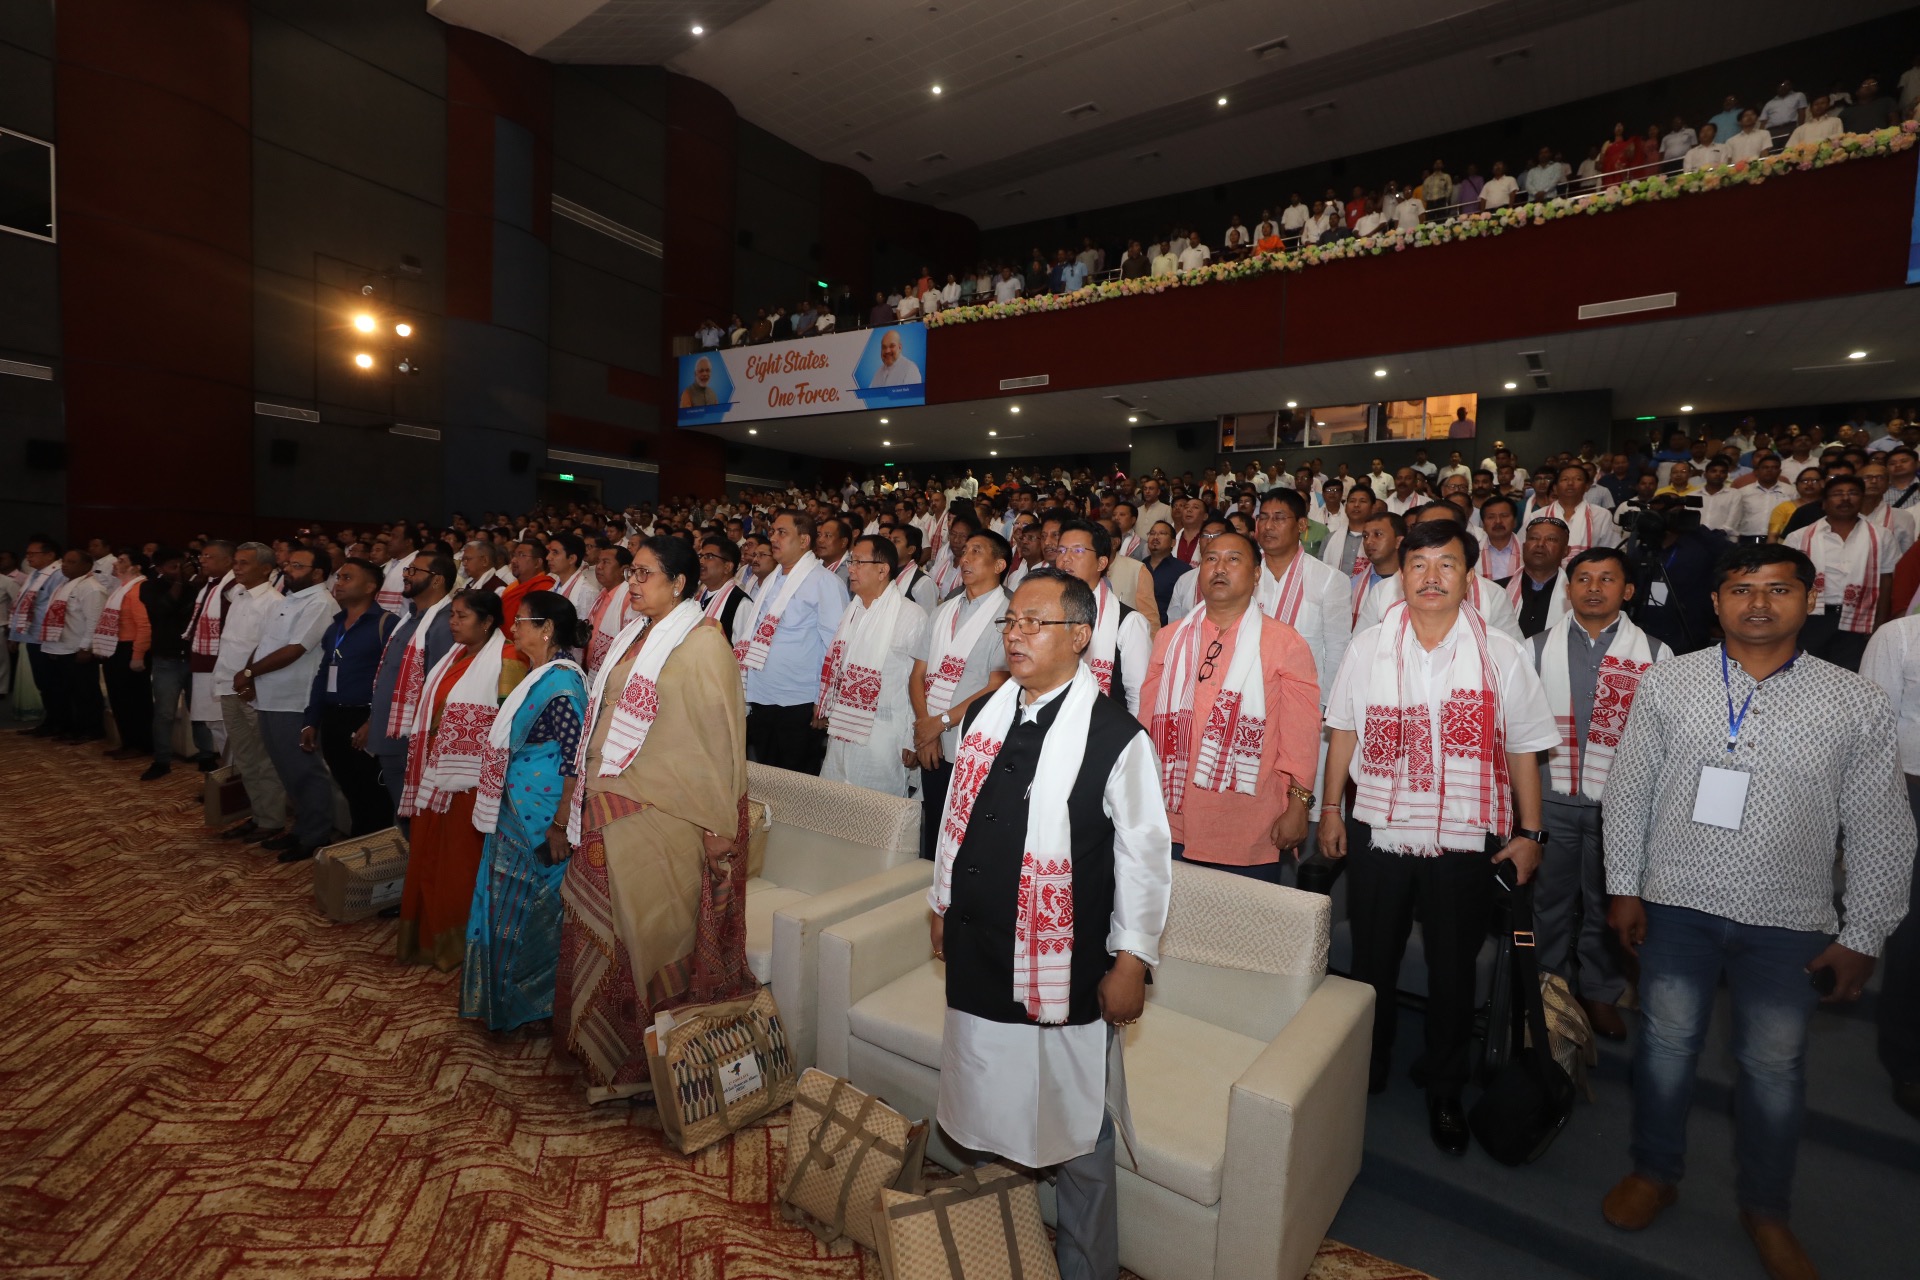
[879,416,888,423]
[1127,415,1138,424]
[1009,405,1020,413]
[988,430,997,437]
[882,439,891,446]
[1848,350,1868,359]
[989,450,997,456]
[1285,400,1297,408]
[1373,368,1387,378]
[1216,96,1228,107]
[691,24,704,35]
[1503,381,1517,390]
[931,84,942,95]
[1679,405,1694,413]
[747,428,757,435]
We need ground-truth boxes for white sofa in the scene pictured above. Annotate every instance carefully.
[817,861,1374,1280]
[744,762,929,1071]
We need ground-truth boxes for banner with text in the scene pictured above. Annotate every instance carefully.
[676,324,927,426]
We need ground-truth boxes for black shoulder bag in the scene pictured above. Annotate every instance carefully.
[1469,875,1575,1165]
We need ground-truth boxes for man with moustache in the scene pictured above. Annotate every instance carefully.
[246,545,346,862]
[911,530,1012,854]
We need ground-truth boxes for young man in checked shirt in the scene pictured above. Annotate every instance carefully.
[1599,544,1913,1280]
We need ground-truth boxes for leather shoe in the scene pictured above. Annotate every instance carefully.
[1894,1080,1920,1122]
[277,845,318,864]
[197,755,220,773]
[1368,1059,1390,1096]
[219,820,260,841]
[1581,998,1628,1040]
[1740,1211,1820,1280]
[1427,1095,1469,1155]
[105,746,143,760]
[1602,1173,1677,1230]
[139,763,172,781]
[258,833,298,852]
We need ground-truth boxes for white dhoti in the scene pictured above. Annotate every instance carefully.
[938,1010,1135,1170]
[189,671,219,722]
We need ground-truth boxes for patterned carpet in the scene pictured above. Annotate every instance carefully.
[0,729,1434,1280]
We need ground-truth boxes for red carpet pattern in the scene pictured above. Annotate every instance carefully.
[0,732,1434,1280]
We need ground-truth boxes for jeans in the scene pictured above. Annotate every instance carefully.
[1631,902,1828,1217]
[258,709,337,851]
[149,656,212,765]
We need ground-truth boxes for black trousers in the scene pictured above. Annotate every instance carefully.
[746,701,825,775]
[35,649,103,737]
[1800,610,1869,672]
[920,759,952,860]
[1346,821,1497,1097]
[102,642,152,752]
[320,706,392,836]
[1880,775,1920,1086]
[24,644,66,733]
[68,654,105,737]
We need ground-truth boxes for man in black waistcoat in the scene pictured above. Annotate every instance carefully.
[928,567,1172,1280]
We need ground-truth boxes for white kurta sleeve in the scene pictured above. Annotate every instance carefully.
[1116,612,1152,717]
[1103,733,1172,965]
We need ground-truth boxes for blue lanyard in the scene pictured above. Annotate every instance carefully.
[1720,645,1796,753]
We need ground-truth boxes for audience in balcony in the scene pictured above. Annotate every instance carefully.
[1788,95,1846,148]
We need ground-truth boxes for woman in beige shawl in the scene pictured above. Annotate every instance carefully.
[554,536,750,1103]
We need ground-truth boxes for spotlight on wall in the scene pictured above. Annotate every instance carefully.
[931,85,943,95]
[882,440,891,446]
[1009,405,1020,414]
[353,313,377,333]
[1285,400,1296,408]
[989,450,997,456]
[1217,96,1228,107]
[353,353,374,369]
[691,24,704,35]
[988,430,997,437]
[394,322,413,338]
[879,416,889,424]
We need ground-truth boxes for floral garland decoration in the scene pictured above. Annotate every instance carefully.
[924,123,1918,330]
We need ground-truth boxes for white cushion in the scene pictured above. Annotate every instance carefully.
[744,878,809,984]
[1121,1003,1266,1207]
[846,960,946,1069]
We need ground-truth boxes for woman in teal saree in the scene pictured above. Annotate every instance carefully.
[462,589,589,1032]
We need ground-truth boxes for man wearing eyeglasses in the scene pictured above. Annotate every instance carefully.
[1141,529,1322,884]
[1162,515,1232,624]
[929,566,1171,1280]
[1052,520,1151,715]
[911,531,1012,855]
[368,552,455,830]
[816,535,928,797]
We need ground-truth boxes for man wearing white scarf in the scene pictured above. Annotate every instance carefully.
[10,537,68,736]
[886,525,941,616]
[929,568,1170,1280]
[1318,486,1377,576]
[816,535,927,796]
[1321,520,1559,1154]
[366,553,455,829]
[35,549,110,743]
[1356,508,1526,643]
[583,548,637,677]
[1144,529,1321,880]
[1539,462,1619,556]
[1052,521,1150,715]
[1528,547,1668,1040]
[1510,515,1572,638]
[741,510,849,774]
[912,529,1011,853]
[184,541,240,755]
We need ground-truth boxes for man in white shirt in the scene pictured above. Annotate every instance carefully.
[1523,147,1561,201]
[34,548,110,742]
[869,329,923,386]
[1724,109,1774,162]
[1301,202,1332,245]
[1683,122,1730,172]
[1176,236,1209,272]
[1659,117,1697,163]
[1393,191,1425,231]
[1352,198,1389,237]
[1133,479,1173,536]
[1786,95,1843,149]
[1280,193,1310,242]
[1321,519,1559,1149]
[1860,612,1920,1120]
[1760,80,1809,140]
[912,531,1012,850]
[1733,452,1795,541]
[1221,216,1249,256]
[895,289,919,322]
[245,546,343,862]
[1480,160,1519,210]
[1697,459,1742,534]
[816,534,929,797]
[1792,475,1889,670]
[1149,242,1178,276]
[1540,462,1620,555]
[213,543,289,845]
[993,267,1019,305]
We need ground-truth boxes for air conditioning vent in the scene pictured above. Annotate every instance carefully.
[1063,102,1100,121]
[1530,372,1552,390]
[1249,36,1289,59]
[390,423,441,441]
[1104,395,1138,409]
[1520,350,1547,371]
[1577,292,1678,321]
[255,401,320,423]
[999,374,1049,390]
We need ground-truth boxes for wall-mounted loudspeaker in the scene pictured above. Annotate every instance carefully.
[269,439,299,466]
[508,450,530,474]
[24,438,66,470]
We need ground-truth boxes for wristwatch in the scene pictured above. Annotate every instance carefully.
[239,668,253,681]
[940,711,952,727]
[1513,827,1550,845]
[1286,784,1315,809]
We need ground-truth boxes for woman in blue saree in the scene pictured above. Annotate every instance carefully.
[462,589,589,1032]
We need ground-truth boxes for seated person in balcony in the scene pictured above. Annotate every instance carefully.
[928,567,1171,1280]
[1725,107,1774,161]
[1253,208,1280,249]
[1786,95,1844,148]
[1683,122,1730,172]
[1176,235,1209,272]
[1843,76,1898,133]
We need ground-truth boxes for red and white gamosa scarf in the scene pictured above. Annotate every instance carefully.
[1146,602,1266,813]
[399,629,507,817]
[924,587,1006,717]
[816,582,905,744]
[1539,613,1653,801]
[565,600,703,843]
[379,593,454,739]
[1795,517,1880,634]
[89,577,142,656]
[739,552,820,670]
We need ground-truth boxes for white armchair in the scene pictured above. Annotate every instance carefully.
[816,861,1374,1280]
[745,763,928,1071]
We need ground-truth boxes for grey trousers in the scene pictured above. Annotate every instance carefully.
[1054,1109,1119,1280]
[258,709,336,851]
[1536,797,1626,1002]
[149,657,213,765]
[220,695,287,829]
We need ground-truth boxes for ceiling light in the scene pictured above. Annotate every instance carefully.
[1373,368,1387,378]
[879,416,888,423]
[1503,381,1517,390]
[988,430,997,437]
[1127,415,1138,424]
[691,24,704,35]
[1216,96,1228,107]
[747,428,757,435]
[1679,404,1694,413]
[1009,405,1020,414]
[882,439,891,446]
[989,450,997,456]
[1285,400,1297,408]
[353,313,376,333]
[1848,350,1868,360]
[353,353,374,369]
[931,85,942,95]
[393,322,412,338]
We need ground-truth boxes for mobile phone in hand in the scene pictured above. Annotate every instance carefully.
[1809,966,1837,997]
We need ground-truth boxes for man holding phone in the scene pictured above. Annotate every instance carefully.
[1596,544,1913,1280]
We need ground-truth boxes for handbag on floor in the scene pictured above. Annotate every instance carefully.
[1470,878,1576,1165]
[202,763,250,828]
[778,1068,927,1249]
[645,985,796,1155]
[875,1161,1060,1280]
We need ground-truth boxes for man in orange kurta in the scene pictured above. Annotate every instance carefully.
[1139,531,1321,878]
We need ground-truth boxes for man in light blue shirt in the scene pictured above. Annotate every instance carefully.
[743,510,848,774]
[1706,96,1745,148]
[1059,257,1087,293]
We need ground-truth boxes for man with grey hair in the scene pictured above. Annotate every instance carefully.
[210,542,289,847]
[460,538,512,594]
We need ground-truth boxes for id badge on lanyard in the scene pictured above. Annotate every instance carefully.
[1697,646,1796,831]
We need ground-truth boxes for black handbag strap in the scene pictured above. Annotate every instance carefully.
[1505,881,1555,1063]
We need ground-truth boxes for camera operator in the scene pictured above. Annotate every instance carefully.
[1623,494,1728,654]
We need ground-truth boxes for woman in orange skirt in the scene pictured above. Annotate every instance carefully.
[397,589,526,969]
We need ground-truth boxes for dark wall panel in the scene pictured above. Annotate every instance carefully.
[0,235,59,357]
[0,40,54,138]
[253,422,442,523]
[252,0,445,94]
[0,1,60,551]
